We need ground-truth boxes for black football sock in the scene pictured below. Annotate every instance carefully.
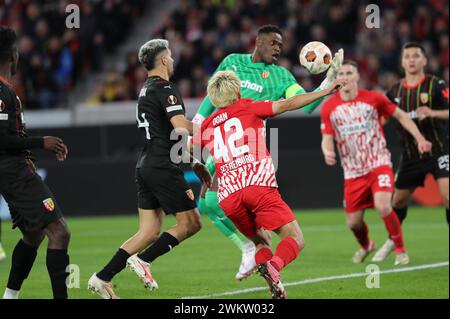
[393,207,408,224]
[7,240,38,291]
[46,249,70,299]
[96,248,130,282]
[446,208,449,225]
[138,232,179,263]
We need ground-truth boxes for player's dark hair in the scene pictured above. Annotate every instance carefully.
[342,60,359,70]
[138,39,169,70]
[0,26,17,65]
[257,25,283,37]
[401,42,427,57]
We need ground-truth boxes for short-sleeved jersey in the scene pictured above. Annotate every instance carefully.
[0,76,34,164]
[194,98,277,202]
[136,76,186,167]
[321,89,397,180]
[386,74,449,160]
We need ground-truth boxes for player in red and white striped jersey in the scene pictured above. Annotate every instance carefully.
[321,61,432,265]
[192,70,345,299]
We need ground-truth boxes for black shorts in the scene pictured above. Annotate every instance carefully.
[136,163,196,215]
[0,162,62,232]
[395,153,449,189]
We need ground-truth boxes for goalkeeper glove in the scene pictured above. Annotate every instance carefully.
[320,48,344,90]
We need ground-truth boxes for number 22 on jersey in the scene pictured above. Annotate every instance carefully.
[214,118,249,162]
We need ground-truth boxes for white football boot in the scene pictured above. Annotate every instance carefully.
[372,239,395,263]
[127,255,159,290]
[235,241,256,281]
[394,252,410,266]
[88,273,119,299]
[352,241,376,264]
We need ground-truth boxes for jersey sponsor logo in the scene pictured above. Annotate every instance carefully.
[420,93,429,104]
[339,121,375,135]
[261,71,270,79]
[241,80,263,93]
[43,198,55,212]
[166,105,183,112]
[186,189,195,201]
[167,95,178,105]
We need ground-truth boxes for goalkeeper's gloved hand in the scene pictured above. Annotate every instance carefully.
[319,48,344,90]
[326,48,344,81]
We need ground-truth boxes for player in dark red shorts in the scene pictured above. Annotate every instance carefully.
[192,70,345,299]
[321,61,432,265]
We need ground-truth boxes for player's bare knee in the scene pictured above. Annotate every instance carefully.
[375,203,392,217]
[189,217,203,235]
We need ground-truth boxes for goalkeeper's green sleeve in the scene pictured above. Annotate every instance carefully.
[285,83,325,114]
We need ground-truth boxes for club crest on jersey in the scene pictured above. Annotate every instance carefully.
[261,71,270,79]
[167,95,178,105]
[186,189,195,201]
[43,198,55,212]
[420,93,429,104]
[0,99,5,112]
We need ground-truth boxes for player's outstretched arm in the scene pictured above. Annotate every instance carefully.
[273,79,346,115]
[416,107,449,120]
[321,134,337,166]
[293,49,344,114]
[170,114,200,136]
[0,130,43,151]
[392,108,433,154]
[0,133,68,161]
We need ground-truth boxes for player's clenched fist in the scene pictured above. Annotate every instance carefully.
[324,150,337,166]
[43,136,68,161]
[417,138,432,154]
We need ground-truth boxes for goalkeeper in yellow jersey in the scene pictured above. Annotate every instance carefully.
[192,25,344,281]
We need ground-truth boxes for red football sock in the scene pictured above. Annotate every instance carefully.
[271,237,301,272]
[255,247,273,265]
[383,211,406,254]
[351,222,370,250]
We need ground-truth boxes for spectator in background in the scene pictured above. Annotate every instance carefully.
[0,0,147,108]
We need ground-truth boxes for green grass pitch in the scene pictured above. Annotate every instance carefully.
[0,207,448,299]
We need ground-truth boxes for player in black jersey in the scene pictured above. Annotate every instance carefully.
[372,42,449,263]
[89,39,211,299]
[0,26,71,299]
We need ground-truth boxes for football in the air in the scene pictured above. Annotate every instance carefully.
[299,41,332,74]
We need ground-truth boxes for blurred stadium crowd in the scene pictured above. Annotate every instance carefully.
[0,0,146,109]
[1,0,449,108]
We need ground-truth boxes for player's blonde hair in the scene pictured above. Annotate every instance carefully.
[207,71,241,108]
